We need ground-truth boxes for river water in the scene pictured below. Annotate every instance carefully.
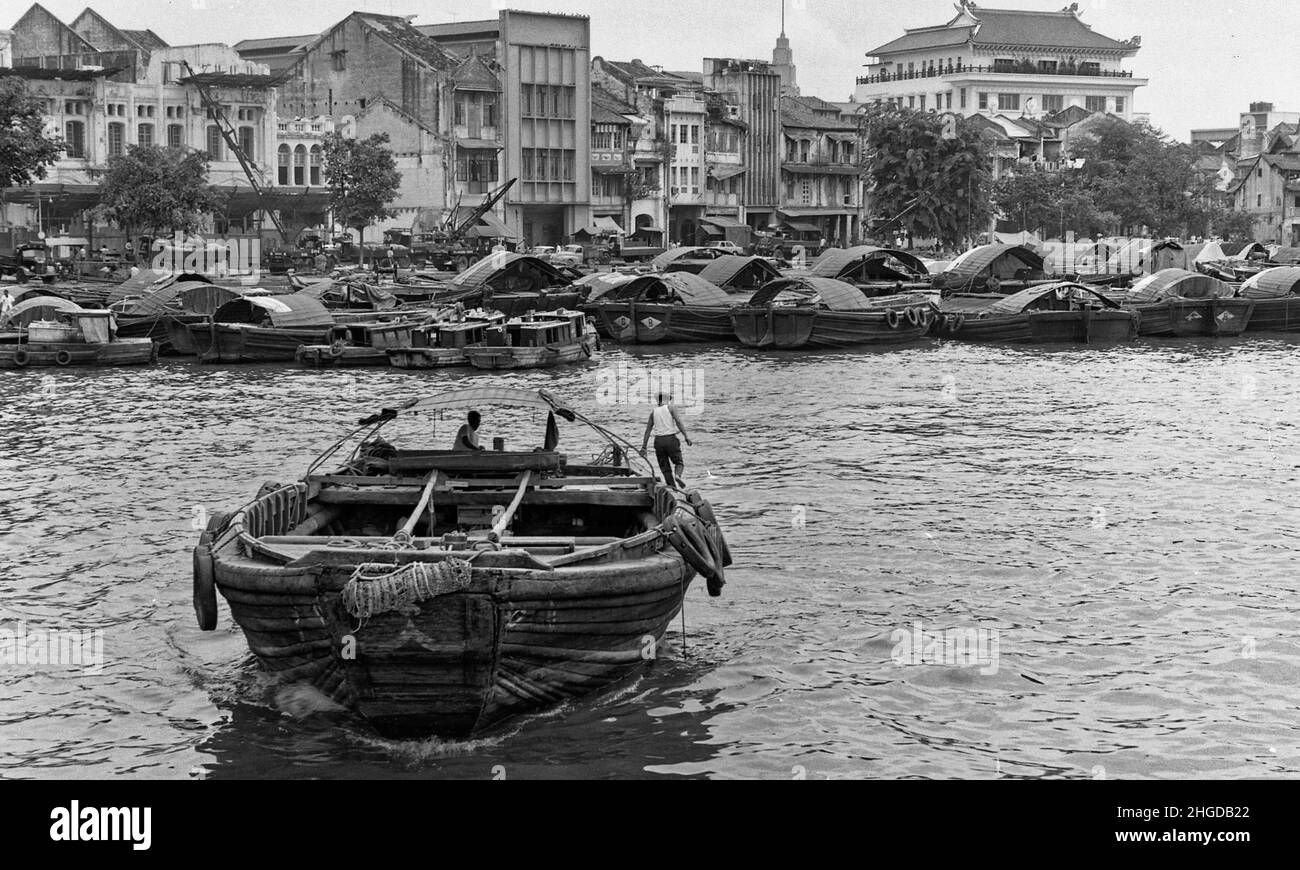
[3,338,1300,779]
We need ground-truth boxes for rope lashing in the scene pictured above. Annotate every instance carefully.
[341,558,473,621]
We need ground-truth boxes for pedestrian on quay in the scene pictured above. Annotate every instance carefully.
[0,286,14,321]
[640,392,693,489]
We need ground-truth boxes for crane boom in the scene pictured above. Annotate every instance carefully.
[447,178,517,239]
[180,61,288,243]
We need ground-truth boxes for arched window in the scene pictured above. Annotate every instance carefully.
[108,122,125,157]
[206,126,223,160]
[309,145,321,186]
[64,120,85,158]
[277,144,290,185]
[293,144,306,185]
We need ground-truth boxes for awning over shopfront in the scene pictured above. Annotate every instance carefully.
[783,221,823,233]
[592,162,635,175]
[700,215,748,229]
[707,163,747,180]
[456,138,502,151]
[594,216,625,234]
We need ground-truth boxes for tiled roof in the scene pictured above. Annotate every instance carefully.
[122,28,168,51]
[234,34,315,52]
[781,95,856,131]
[355,13,457,71]
[450,53,499,91]
[868,7,1135,57]
[592,85,638,123]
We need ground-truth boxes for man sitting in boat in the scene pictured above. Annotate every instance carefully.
[640,393,693,489]
[453,411,486,452]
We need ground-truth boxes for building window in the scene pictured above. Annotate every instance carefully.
[64,120,85,157]
[520,86,532,116]
[998,93,1020,111]
[1080,61,1101,75]
[64,101,85,115]
[206,126,223,160]
[309,145,322,185]
[137,123,153,147]
[454,96,465,126]
[1114,97,1125,114]
[167,124,184,148]
[108,122,125,157]
[920,95,926,110]
[1042,95,1064,113]
[960,88,967,109]
[238,126,254,159]
[332,50,346,71]
[908,96,915,108]
[277,145,290,185]
[993,58,1015,72]
[690,166,699,192]
[945,92,952,110]
[800,179,812,205]
[690,124,699,144]
[1258,194,1263,207]
[135,104,155,118]
[978,92,989,110]
[1085,95,1106,113]
[521,150,534,179]
[1038,60,1058,73]
[484,95,497,127]
[293,144,306,185]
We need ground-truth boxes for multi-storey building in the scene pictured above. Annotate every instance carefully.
[700,91,748,236]
[423,11,592,247]
[2,3,288,244]
[588,86,640,235]
[779,95,861,244]
[854,2,1145,123]
[703,58,781,232]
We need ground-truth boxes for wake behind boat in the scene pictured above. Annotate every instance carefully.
[192,388,731,737]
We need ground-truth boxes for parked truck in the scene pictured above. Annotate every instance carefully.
[0,229,57,284]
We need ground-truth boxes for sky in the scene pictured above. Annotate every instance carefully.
[10,0,1294,140]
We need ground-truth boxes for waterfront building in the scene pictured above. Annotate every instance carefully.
[703,58,782,233]
[854,2,1145,123]
[779,96,861,244]
[1,3,287,245]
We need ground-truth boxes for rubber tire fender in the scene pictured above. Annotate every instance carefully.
[12,348,30,366]
[55,350,73,366]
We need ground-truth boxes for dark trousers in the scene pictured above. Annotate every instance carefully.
[654,434,683,487]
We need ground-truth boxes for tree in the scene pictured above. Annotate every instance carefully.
[95,145,224,245]
[1067,118,1203,237]
[0,77,65,189]
[1212,208,1258,243]
[863,107,994,249]
[322,132,402,260]
[992,169,1111,238]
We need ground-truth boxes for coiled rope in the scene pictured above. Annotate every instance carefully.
[341,558,473,624]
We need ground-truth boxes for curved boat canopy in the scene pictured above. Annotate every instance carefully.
[942,244,1045,284]
[296,279,398,310]
[178,284,269,315]
[115,280,215,317]
[105,269,176,306]
[1270,246,1300,265]
[604,273,731,306]
[448,253,568,291]
[0,295,83,328]
[697,255,782,289]
[1128,269,1232,303]
[395,388,575,416]
[649,247,724,271]
[1240,266,1300,299]
[748,276,870,311]
[575,271,638,303]
[212,294,334,327]
[987,282,1121,315]
[810,246,927,281]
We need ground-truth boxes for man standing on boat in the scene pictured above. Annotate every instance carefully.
[640,393,693,489]
[453,411,485,452]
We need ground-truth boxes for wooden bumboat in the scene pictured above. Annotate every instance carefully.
[386,317,504,369]
[296,320,422,368]
[586,273,736,343]
[186,294,336,363]
[933,283,1139,343]
[730,277,934,349]
[192,388,732,737]
[0,309,155,368]
[1239,266,1300,333]
[1118,269,1253,337]
[460,312,598,370]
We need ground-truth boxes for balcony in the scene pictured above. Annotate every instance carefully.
[855,63,1135,86]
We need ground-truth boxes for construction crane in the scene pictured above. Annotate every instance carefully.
[444,177,518,237]
[179,61,289,244]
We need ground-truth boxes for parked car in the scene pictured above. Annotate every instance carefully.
[707,240,745,255]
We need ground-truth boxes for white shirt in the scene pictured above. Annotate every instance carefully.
[651,405,678,437]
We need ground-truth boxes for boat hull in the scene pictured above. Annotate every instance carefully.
[1126,298,1255,337]
[934,309,1138,343]
[590,302,735,343]
[462,334,598,369]
[0,338,156,368]
[730,306,929,348]
[1242,297,1300,332]
[386,347,469,369]
[187,323,333,363]
[295,345,391,367]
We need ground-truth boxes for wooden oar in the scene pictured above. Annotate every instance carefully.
[488,470,533,541]
[397,469,445,540]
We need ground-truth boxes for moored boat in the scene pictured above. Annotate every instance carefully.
[191,387,731,737]
[1239,266,1300,332]
[586,273,736,343]
[933,282,1139,343]
[186,294,336,363]
[386,316,505,369]
[462,311,599,369]
[0,307,155,368]
[805,245,932,297]
[730,277,934,349]
[1119,269,1253,337]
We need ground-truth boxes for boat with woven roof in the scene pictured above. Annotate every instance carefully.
[191,387,731,737]
[729,276,935,348]
[933,282,1138,343]
[1117,269,1253,337]
[1238,266,1300,333]
[584,273,739,343]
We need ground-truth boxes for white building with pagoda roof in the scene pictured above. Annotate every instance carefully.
[853,2,1146,121]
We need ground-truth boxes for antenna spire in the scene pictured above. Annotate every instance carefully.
[781,0,786,37]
